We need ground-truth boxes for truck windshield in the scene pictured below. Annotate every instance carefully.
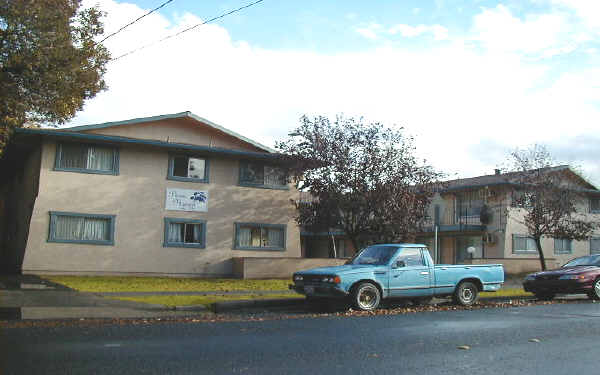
[350,246,398,265]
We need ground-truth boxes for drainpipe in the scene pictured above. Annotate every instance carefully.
[331,233,337,258]
[434,225,439,264]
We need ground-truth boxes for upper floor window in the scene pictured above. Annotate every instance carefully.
[513,234,538,254]
[55,143,119,175]
[590,198,600,214]
[554,238,573,255]
[239,161,287,189]
[234,222,286,251]
[48,211,115,245]
[456,191,483,217]
[168,155,209,183]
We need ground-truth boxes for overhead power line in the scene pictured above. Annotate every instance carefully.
[100,0,175,43]
[110,0,264,62]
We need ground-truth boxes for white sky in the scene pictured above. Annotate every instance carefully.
[71,0,600,186]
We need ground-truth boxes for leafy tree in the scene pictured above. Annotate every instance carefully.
[277,115,442,251]
[0,0,110,151]
[505,144,599,270]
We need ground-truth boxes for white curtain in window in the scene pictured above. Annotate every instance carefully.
[188,158,205,179]
[60,144,87,169]
[264,166,284,186]
[190,224,202,243]
[87,146,114,171]
[238,227,251,247]
[168,223,184,243]
[82,218,108,240]
[267,228,284,247]
[54,216,83,240]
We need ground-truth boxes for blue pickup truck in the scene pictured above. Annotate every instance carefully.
[290,244,504,310]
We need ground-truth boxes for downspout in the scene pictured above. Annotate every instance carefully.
[331,233,337,258]
[434,225,438,264]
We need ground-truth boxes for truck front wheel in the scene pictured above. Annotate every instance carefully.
[453,281,479,306]
[352,282,381,311]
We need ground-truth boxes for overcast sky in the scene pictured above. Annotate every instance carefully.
[73,0,600,185]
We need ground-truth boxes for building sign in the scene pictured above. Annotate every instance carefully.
[165,188,208,212]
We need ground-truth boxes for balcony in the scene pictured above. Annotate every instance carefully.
[421,206,487,233]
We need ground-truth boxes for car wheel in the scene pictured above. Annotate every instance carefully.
[352,282,381,311]
[411,297,433,306]
[534,293,555,301]
[587,278,600,301]
[453,281,479,306]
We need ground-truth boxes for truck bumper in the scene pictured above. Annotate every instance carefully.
[289,284,349,298]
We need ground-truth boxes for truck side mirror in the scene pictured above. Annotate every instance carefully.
[393,260,406,268]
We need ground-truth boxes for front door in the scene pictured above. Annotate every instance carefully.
[389,248,432,298]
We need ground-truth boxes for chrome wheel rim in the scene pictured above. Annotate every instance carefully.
[595,280,600,296]
[461,287,474,303]
[358,286,379,310]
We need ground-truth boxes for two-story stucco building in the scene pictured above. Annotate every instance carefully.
[0,112,313,277]
[415,167,600,273]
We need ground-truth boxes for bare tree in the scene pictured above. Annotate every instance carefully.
[277,115,442,251]
[505,144,599,270]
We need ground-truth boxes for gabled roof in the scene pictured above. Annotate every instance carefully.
[63,111,276,153]
[441,165,600,193]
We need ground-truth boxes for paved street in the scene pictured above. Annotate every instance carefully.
[2,301,599,375]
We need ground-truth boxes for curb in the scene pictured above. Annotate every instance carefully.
[212,298,305,313]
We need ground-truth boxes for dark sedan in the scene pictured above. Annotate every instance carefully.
[523,254,600,300]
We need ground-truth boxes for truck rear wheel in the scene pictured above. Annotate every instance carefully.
[453,281,479,306]
[352,282,381,311]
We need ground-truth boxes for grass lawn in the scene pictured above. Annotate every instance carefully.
[113,293,303,308]
[480,288,532,298]
[42,276,291,293]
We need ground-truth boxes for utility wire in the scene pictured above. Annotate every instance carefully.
[100,0,175,43]
[111,0,264,62]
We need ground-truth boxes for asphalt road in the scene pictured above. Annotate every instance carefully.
[2,301,600,375]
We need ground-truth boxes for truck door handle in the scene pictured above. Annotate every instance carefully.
[440,267,447,270]
[420,272,429,275]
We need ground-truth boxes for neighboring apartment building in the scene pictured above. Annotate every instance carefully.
[0,112,304,277]
[415,167,600,273]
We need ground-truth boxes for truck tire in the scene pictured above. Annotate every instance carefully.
[453,281,479,306]
[352,282,381,311]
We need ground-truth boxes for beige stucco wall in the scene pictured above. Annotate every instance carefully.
[232,257,347,279]
[504,207,600,266]
[22,140,301,277]
[84,118,264,153]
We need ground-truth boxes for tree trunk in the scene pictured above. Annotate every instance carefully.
[534,236,547,271]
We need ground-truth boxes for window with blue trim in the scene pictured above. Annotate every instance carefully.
[234,223,286,250]
[590,198,600,214]
[48,212,115,245]
[168,155,209,183]
[512,234,537,253]
[591,237,600,255]
[164,218,206,248]
[239,161,287,189]
[554,238,573,254]
[55,143,119,175]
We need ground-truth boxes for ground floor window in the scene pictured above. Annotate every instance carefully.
[554,238,573,255]
[456,236,483,262]
[234,223,286,251]
[513,235,538,254]
[164,218,206,248]
[591,238,600,255]
[48,212,115,245]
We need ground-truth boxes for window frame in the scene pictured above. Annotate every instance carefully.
[238,161,288,190]
[48,211,116,246]
[512,234,538,254]
[233,222,286,251]
[590,197,600,214]
[54,142,120,175]
[554,238,573,255]
[590,237,600,255]
[167,154,210,183]
[163,217,207,249]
